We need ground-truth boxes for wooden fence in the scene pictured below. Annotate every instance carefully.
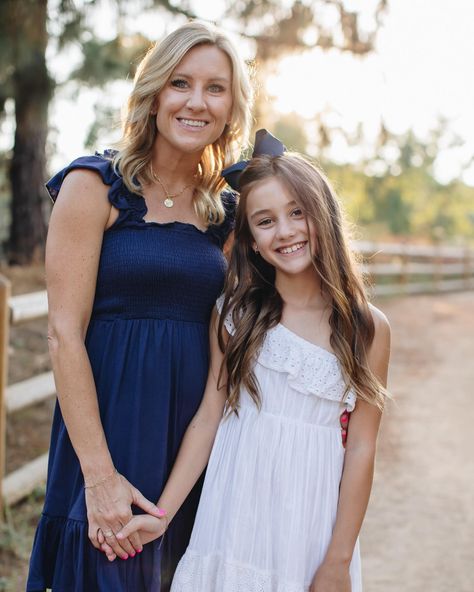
[1,240,473,515]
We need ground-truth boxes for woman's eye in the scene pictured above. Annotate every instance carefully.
[170,79,188,89]
[291,208,303,217]
[209,84,225,93]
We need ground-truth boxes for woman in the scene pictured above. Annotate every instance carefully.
[27,20,252,592]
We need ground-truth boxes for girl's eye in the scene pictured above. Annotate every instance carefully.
[257,218,272,226]
[291,208,303,217]
[170,79,188,89]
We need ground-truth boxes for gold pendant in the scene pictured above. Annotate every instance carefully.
[164,198,174,208]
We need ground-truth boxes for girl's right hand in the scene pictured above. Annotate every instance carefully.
[101,514,168,562]
[85,471,162,559]
[309,559,351,592]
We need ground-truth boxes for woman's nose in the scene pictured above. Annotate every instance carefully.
[186,87,206,111]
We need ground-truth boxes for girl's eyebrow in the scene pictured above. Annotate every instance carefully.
[250,208,272,220]
[250,200,297,220]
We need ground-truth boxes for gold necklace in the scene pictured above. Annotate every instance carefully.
[150,166,195,208]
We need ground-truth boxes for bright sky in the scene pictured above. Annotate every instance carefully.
[266,0,474,184]
[5,0,471,186]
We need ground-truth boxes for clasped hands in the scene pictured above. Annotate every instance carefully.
[85,471,167,562]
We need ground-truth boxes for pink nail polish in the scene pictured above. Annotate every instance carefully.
[157,507,166,517]
[122,554,129,560]
[130,552,136,557]
[138,548,143,553]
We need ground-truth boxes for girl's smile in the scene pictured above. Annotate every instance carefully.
[276,240,308,255]
[247,177,316,277]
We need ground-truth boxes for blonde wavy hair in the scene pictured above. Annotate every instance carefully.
[113,21,253,225]
[219,154,388,414]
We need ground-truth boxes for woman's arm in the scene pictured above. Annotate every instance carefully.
[46,170,160,559]
[107,308,228,555]
[310,306,391,591]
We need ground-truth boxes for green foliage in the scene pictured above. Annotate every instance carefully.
[327,158,474,244]
[225,0,388,59]
[73,33,151,86]
[273,113,308,153]
[267,114,474,244]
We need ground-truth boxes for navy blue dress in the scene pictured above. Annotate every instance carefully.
[27,153,236,592]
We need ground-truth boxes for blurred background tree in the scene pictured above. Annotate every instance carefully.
[0,0,472,264]
[0,0,387,264]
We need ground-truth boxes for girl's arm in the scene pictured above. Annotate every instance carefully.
[46,170,160,560]
[310,306,391,592]
[157,307,228,518]
[108,308,228,555]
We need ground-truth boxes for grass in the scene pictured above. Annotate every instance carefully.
[0,487,45,592]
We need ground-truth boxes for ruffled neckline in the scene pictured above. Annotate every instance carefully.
[216,294,356,411]
[258,324,356,411]
[275,323,338,360]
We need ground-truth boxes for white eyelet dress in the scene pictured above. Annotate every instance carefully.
[170,298,362,592]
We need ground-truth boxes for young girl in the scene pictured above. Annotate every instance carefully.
[104,134,390,591]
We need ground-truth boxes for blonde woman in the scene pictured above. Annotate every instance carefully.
[103,134,391,591]
[27,21,252,592]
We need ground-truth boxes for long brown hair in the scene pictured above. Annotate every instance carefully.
[219,153,387,413]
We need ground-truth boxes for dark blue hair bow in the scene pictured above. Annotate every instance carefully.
[222,128,286,191]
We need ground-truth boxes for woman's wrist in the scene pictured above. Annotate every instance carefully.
[80,454,115,483]
[84,468,118,489]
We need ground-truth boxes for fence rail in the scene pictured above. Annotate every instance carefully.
[1,239,474,514]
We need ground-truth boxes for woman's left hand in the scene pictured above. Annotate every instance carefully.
[310,560,351,592]
[100,514,167,561]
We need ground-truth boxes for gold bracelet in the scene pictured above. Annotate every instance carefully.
[84,468,117,490]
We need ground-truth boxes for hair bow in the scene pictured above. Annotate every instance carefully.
[222,128,286,191]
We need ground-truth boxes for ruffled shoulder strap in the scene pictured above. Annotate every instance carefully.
[207,190,238,248]
[45,151,146,221]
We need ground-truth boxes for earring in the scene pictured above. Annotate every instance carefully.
[253,246,259,254]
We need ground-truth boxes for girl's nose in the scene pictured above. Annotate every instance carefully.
[276,220,296,240]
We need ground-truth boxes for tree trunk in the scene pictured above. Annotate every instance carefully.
[7,0,52,265]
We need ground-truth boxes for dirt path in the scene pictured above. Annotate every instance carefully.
[2,284,474,590]
[361,292,474,592]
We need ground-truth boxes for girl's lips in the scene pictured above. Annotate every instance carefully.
[276,241,307,255]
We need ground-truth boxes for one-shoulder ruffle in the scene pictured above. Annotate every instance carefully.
[259,325,356,411]
[215,296,356,411]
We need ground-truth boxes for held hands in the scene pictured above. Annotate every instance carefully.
[101,513,168,562]
[85,470,163,560]
[310,560,351,592]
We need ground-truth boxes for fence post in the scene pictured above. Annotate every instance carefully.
[0,274,11,520]
[463,246,472,290]
[400,243,409,294]
[433,243,442,292]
